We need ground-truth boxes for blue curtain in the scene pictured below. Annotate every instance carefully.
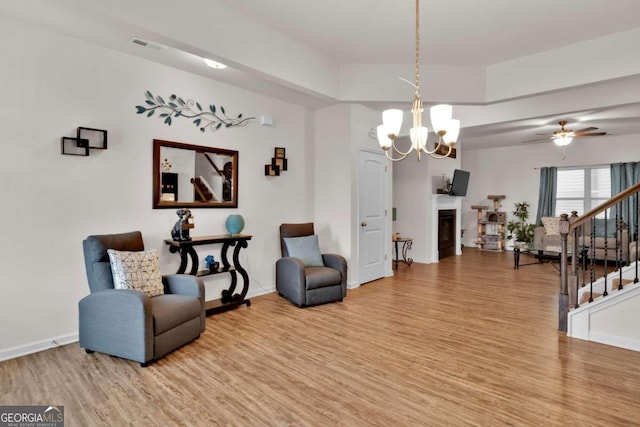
[611,162,640,239]
[535,167,557,225]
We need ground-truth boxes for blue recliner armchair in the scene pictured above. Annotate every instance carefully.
[79,231,205,366]
[276,223,347,307]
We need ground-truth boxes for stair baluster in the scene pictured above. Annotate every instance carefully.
[616,210,624,290]
[635,195,639,283]
[603,212,610,297]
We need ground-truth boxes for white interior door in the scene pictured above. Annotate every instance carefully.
[358,149,387,284]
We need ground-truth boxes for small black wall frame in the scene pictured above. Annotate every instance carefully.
[61,127,108,156]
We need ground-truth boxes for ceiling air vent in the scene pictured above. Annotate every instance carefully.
[129,37,165,52]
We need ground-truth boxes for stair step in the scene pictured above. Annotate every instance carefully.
[612,278,634,289]
[579,277,637,305]
[580,292,602,305]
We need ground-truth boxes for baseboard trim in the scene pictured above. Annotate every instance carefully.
[588,331,640,352]
[0,333,79,363]
[245,286,274,299]
[2,289,279,363]
[413,257,438,264]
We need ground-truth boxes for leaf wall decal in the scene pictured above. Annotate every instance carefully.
[135,91,255,132]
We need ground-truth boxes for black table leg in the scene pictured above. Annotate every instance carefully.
[218,240,251,310]
[402,240,413,266]
[394,241,399,269]
[169,245,198,275]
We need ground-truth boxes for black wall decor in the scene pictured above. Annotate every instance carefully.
[264,164,280,176]
[61,127,107,156]
[78,127,108,149]
[265,147,288,176]
[61,137,89,156]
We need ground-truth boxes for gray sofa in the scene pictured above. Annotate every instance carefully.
[630,240,639,263]
[276,223,347,307]
[534,217,629,263]
[79,231,205,366]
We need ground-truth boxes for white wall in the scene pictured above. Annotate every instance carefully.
[0,16,313,359]
[314,104,393,285]
[392,138,462,263]
[462,134,640,247]
[313,104,354,282]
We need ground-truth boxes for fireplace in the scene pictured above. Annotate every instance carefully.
[438,209,456,259]
[429,194,462,263]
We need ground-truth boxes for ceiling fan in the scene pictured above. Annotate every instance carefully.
[523,120,607,146]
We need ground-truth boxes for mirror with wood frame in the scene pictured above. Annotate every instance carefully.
[153,139,238,209]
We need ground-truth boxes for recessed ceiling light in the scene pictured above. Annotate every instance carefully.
[204,58,227,69]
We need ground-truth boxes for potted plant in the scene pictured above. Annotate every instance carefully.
[507,201,536,245]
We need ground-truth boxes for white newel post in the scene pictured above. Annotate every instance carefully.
[429,195,463,263]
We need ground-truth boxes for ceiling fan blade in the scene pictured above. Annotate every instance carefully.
[574,126,598,133]
[575,132,607,137]
[522,137,550,144]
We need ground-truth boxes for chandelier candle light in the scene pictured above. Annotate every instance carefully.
[377,0,460,162]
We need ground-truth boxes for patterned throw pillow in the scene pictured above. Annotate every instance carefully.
[541,217,560,235]
[107,249,164,297]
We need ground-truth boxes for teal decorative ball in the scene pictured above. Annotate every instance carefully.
[225,214,245,235]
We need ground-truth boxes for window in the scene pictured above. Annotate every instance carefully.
[555,166,610,217]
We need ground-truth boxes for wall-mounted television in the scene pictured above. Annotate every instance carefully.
[449,169,470,196]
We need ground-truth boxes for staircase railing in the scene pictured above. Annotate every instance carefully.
[558,181,640,332]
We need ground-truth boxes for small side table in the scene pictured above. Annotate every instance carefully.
[164,234,252,315]
[393,237,414,269]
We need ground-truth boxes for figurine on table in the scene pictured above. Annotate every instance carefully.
[171,208,194,241]
[205,255,220,272]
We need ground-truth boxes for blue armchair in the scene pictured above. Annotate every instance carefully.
[276,223,347,307]
[79,231,205,366]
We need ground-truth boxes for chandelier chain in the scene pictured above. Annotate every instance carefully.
[415,0,420,96]
[376,0,459,161]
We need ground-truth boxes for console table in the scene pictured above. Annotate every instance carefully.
[393,237,413,269]
[164,234,252,315]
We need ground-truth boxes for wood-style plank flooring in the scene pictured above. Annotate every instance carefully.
[2,249,640,426]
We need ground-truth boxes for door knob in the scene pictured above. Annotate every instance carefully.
[361,221,367,227]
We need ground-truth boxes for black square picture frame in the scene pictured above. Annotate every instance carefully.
[271,157,288,171]
[264,164,280,176]
[78,127,108,149]
[61,137,89,156]
[274,147,286,159]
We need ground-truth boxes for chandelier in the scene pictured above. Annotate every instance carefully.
[376,0,460,162]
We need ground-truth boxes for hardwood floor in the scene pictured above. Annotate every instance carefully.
[2,249,640,426]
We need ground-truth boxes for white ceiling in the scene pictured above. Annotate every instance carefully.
[217,0,640,66]
[2,0,640,150]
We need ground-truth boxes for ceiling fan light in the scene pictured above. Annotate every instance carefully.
[430,104,452,133]
[554,136,573,146]
[382,109,403,137]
